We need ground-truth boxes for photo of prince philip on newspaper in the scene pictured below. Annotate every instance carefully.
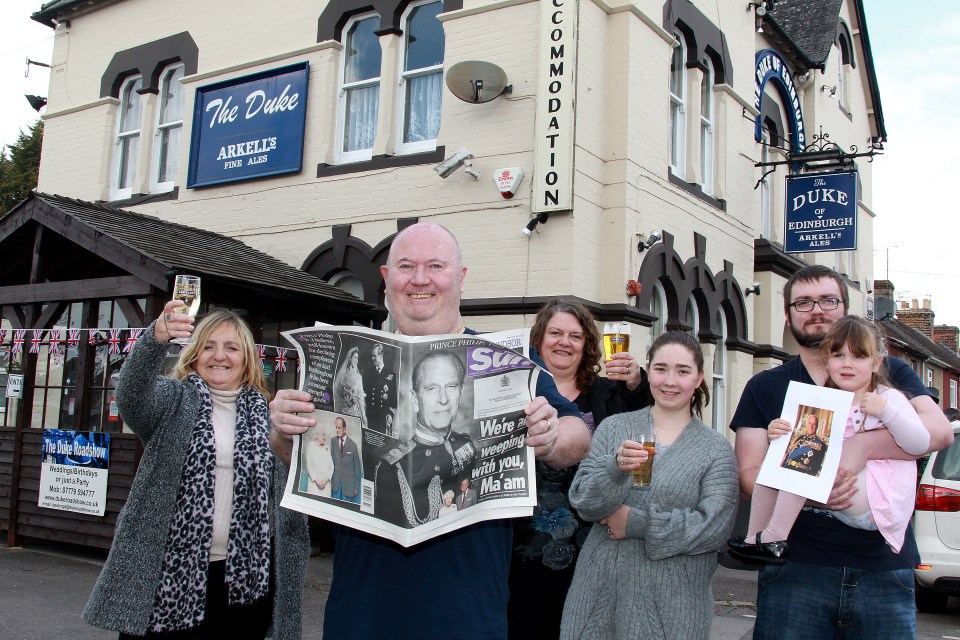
[280,326,540,547]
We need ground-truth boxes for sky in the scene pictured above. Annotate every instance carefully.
[0,2,956,325]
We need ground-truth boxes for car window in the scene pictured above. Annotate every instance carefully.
[932,434,960,481]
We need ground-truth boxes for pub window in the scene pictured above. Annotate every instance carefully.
[699,56,715,195]
[396,0,445,155]
[837,31,854,110]
[337,13,382,163]
[951,379,957,409]
[669,32,687,178]
[648,281,667,346]
[111,75,144,200]
[29,303,84,431]
[760,129,773,239]
[711,310,727,432]
[151,63,185,193]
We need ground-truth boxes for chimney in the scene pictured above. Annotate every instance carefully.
[897,297,935,339]
[873,279,895,321]
[934,325,960,354]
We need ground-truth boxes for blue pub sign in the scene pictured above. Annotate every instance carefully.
[784,171,858,253]
[187,62,308,188]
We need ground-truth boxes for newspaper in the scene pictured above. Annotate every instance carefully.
[279,326,540,547]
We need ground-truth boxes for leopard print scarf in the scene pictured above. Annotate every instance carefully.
[148,374,273,632]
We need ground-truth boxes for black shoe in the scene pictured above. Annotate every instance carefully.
[717,550,763,571]
[726,535,789,565]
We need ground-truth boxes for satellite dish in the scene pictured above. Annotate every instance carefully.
[445,61,511,104]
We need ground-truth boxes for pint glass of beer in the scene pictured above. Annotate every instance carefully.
[602,322,630,376]
[631,436,655,486]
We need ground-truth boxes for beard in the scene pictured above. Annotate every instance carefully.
[789,319,829,349]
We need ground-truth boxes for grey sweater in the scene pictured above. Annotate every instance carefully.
[560,407,738,640]
[81,323,309,638]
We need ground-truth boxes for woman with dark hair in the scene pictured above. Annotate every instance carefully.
[560,331,738,640]
[509,299,653,639]
[83,300,308,639]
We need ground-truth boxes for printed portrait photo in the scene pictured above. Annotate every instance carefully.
[780,405,834,477]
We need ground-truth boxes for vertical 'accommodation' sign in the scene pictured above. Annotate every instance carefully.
[533,0,577,213]
[187,62,309,188]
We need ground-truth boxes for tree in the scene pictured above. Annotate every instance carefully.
[0,120,43,213]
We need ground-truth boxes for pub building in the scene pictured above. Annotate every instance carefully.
[2,0,903,548]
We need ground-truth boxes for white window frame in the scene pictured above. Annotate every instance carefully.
[699,57,714,195]
[685,297,699,337]
[150,63,185,193]
[711,310,727,432]
[110,75,143,200]
[669,32,687,178]
[395,0,444,155]
[336,13,382,164]
[951,379,957,409]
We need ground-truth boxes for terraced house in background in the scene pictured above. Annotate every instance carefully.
[0,0,924,548]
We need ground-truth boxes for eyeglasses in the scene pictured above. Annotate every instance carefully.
[789,297,841,312]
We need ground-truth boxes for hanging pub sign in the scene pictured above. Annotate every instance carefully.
[187,62,308,188]
[784,171,858,253]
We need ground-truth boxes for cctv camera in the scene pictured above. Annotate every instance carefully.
[434,147,477,179]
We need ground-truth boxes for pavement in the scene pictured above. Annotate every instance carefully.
[8,540,959,639]
[1,541,758,640]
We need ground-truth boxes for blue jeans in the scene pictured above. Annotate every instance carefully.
[753,561,915,639]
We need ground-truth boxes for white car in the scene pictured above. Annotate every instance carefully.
[914,425,960,612]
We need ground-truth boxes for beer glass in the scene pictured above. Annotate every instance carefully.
[171,275,201,343]
[631,435,655,486]
[602,322,630,376]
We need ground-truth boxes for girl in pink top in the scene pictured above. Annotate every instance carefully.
[741,316,928,555]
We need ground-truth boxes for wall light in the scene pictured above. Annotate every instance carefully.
[522,212,549,238]
[745,282,762,297]
[637,229,662,253]
[820,84,837,97]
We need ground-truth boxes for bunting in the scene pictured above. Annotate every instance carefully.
[49,328,63,356]
[257,344,267,369]
[30,330,43,354]
[12,330,25,354]
[67,329,81,348]
[88,329,99,345]
[123,328,143,353]
[275,347,288,372]
[107,329,122,355]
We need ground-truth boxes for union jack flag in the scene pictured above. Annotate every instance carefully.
[30,330,43,354]
[257,344,267,369]
[107,329,122,354]
[67,329,81,348]
[12,330,25,354]
[49,328,63,356]
[89,329,99,345]
[0,329,6,343]
[275,347,288,372]
[123,328,143,353]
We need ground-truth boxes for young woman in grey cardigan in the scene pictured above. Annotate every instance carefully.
[560,332,739,640]
[82,301,309,639]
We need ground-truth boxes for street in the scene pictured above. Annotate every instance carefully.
[2,542,959,639]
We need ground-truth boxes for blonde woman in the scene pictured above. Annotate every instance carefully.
[83,300,308,639]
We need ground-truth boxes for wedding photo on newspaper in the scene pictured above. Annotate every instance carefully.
[279,326,541,547]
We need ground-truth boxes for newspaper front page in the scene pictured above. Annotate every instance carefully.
[280,326,540,547]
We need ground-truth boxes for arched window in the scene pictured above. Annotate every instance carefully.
[760,128,773,239]
[711,310,727,432]
[111,75,143,200]
[396,0,444,154]
[338,13,382,163]
[699,56,714,195]
[669,32,687,178]
[649,281,667,345]
[151,63,185,193]
[685,297,699,337]
[837,30,854,109]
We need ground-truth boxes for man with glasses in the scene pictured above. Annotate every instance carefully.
[730,264,953,639]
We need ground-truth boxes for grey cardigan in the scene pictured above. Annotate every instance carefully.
[560,407,738,640]
[82,323,309,638]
